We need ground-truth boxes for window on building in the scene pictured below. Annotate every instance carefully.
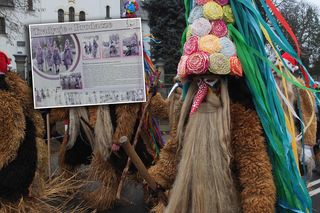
[28,0,33,10]
[69,7,75,22]
[106,5,110,19]
[0,0,14,7]
[0,17,5,34]
[79,11,85,21]
[58,9,64,22]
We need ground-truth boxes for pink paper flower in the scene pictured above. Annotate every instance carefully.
[186,51,209,75]
[184,36,199,55]
[211,19,228,38]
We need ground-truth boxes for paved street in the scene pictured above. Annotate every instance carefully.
[310,173,320,213]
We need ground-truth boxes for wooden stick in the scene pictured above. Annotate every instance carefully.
[116,94,154,199]
[46,113,51,180]
[119,136,168,205]
[116,77,160,199]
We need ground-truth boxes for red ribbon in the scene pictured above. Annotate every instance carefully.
[265,0,310,87]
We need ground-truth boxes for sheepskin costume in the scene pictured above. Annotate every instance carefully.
[57,92,168,210]
[0,72,45,202]
[148,77,275,213]
[148,89,182,190]
[297,78,317,147]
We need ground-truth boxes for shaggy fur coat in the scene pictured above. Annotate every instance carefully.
[56,92,169,210]
[148,79,276,213]
[0,72,45,202]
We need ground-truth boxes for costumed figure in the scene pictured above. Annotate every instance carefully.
[52,49,167,211]
[53,41,61,74]
[122,0,139,18]
[147,0,276,212]
[228,0,315,211]
[272,51,317,180]
[63,39,73,71]
[0,58,86,212]
[46,45,54,72]
[92,39,98,58]
[36,45,44,71]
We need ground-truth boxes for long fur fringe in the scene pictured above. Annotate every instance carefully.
[30,137,48,197]
[94,106,114,161]
[166,80,240,213]
[298,79,317,146]
[112,103,140,144]
[149,93,169,120]
[68,107,94,149]
[230,103,276,213]
[148,89,182,190]
[84,153,119,210]
[0,91,25,169]
[68,108,81,150]
[0,170,89,213]
[49,108,69,125]
[4,72,34,116]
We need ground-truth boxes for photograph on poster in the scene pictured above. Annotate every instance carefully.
[102,33,121,58]
[29,18,145,109]
[82,34,101,60]
[122,31,140,56]
[60,72,83,90]
[31,35,76,74]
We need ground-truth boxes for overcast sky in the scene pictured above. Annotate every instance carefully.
[304,0,320,8]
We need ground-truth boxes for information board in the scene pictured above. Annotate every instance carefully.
[29,18,145,109]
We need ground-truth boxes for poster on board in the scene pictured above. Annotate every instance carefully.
[29,18,145,109]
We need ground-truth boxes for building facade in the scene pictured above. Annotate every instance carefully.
[0,0,120,78]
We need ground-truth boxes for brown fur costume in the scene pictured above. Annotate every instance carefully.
[297,79,317,146]
[0,91,25,169]
[0,72,46,202]
[56,92,169,210]
[230,103,276,213]
[148,89,182,190]
[148,80,275,213]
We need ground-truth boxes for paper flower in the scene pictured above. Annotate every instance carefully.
[209,53,230,75]
[215,0,229,6]
[188,6,204,24]
[223,5,235,23]
[177,55,189,78]
[219,37,236,58]
[230,56,243,77]
[210,19,228,38]
[199,34,221,54]
[203,2,223,21]
[196,0,212,5]
[184,36,199,55]
[191,18,212,37]
[186,51,209,75]
[186,26,193,40]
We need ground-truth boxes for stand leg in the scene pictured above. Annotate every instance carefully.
[46,113,51,180]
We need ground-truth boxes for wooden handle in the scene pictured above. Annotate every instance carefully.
[119,136,168,205]
[119,136,158,190]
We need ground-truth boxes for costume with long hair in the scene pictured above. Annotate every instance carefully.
[147,0,277,212]
[55,90,168,210]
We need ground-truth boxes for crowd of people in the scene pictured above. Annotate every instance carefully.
[35,39,74,74]
[83,38,99,59]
